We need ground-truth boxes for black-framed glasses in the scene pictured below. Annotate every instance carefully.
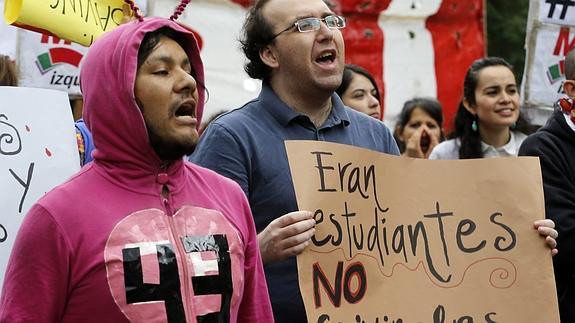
[267,15,346,42]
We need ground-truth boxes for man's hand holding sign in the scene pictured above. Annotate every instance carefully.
[285,140,560,323]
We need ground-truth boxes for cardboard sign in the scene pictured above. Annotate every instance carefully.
[285,140,560,323]
[4,0,125,46]
[0,87,80,290]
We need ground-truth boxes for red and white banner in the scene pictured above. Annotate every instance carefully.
[336,0,484,129]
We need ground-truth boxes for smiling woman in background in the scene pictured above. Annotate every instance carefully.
[429,57,536,160]
[336,64,381,119]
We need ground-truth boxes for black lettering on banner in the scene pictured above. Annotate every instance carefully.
[311,151,337,192]
[313,261,343,308]
[546,0,575,20]
[9,162,35,213]
[342,262,366,304]
[490,213,516,251]
[312,210,343,247]
[123,243,186,323]
[456,219,486,253]
[433,304,497,323]
[181,234,233,323]
[0,114,22,156]
[312,261,367,308]
[0,224,7,243]
[423,202,453,267]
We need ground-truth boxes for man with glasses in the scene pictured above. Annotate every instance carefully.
[191,0,399,321]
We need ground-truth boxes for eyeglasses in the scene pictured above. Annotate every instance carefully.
[267,15,346,42]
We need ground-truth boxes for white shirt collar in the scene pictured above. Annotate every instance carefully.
[480,131,525,158]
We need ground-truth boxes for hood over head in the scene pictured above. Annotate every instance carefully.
[80,17,205,171]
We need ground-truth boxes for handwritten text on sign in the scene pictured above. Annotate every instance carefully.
[0,87,80,291]
[285,141,559,323]
[4,0,125,46]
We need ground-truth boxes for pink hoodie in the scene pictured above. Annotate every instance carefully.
[0,18,273,322]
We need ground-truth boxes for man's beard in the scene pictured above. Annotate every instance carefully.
[146,124,196,161]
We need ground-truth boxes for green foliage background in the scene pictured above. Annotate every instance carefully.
[486,0,530,82]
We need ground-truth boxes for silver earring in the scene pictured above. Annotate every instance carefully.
[472,119,478,132]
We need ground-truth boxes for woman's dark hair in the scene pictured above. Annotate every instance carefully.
[336,64,380,101]
[0,55,18,86]
[451,57,535,159]
[240,0,276,82]
[394,97,444,153]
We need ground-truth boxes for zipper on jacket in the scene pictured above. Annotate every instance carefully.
[158,173,195,322]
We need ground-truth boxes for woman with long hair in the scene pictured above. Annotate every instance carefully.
[429,57,536,159]
[336,64,381,119]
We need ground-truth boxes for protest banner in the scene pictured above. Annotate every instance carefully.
[17,30,88,96]
[4,0,126,46]
[285,140,560,323]
[0,87,80,290]
[523,0,575,123]
[539,0,575,27]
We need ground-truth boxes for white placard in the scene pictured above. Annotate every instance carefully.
[539,0,575,27]
[17,30,87,96]
[0,87,80,290]
[523,23,575,107]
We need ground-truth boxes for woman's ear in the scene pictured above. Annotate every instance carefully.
[462,98,477,116]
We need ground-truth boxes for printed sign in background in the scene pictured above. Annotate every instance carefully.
[286,140,560,323]
[18,31,88,96]
[523,0,575,122]
[0,87,80,291]
[539,0,575,27]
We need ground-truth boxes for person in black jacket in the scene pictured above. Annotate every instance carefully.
[519,47,575,323]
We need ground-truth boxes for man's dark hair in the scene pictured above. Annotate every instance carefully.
[138,27,188,70]
[240,0,276,82]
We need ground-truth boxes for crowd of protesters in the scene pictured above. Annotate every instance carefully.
[0,0,572,322]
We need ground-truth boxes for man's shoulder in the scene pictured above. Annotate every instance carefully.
[210,99,262,125]
[184,161,244,193]
[519,128,559,155]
